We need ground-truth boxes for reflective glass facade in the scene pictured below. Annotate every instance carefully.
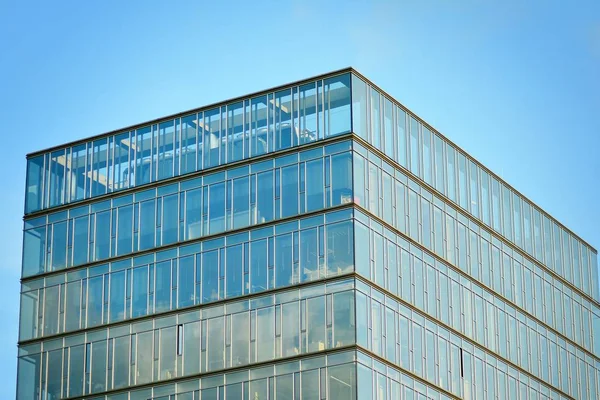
[18,69,599,400]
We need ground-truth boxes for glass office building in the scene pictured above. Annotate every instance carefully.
[17,68,600,400]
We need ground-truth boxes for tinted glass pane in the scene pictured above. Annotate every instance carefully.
[73,216,89,265]
[281,165,298,218]
[25,155,44,213]
[306,159,324,212]
[226,245,243,298]
[51,221,67,271]
[109,270,126,323]
[162,194,179,245]
[256,171,273,223]
[324,74,351,137]
[209,183,225,235]
[117,205,133,256]
[203,108,221,169]
[233,177,250,229]
[23,226,46,277]
[132,266,148,318]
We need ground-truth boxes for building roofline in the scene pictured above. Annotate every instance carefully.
[26,67,354,158]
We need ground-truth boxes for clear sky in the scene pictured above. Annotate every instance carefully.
[1,0,598,395]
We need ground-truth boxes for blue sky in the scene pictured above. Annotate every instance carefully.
[1,0,599,395]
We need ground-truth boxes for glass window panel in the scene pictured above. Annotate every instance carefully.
[412,322,423,377]
[227,102,245,162]
[282,302,300,357]
[23,226,46,277]
[409,190,419,241]
[491,177,501,232]
[276,373,294,400]
[307,296,326,353]
[135,126,153,186]
[480,170,490,226]
[275,233,293,288]
[112,335,129,389]
[383,97,394,158]
[19,290,39,340]
[231,312,249,366]
[116,205,133,256]
[373,232,385,288]
[397,107,408,168]
[370,89,381,149]
[109,270,126,323]
[155,261,171,313]
[233,177,250,229]
[183,321,200,375]
[46,349,62,399]
[26,155,45,213]
[178,256,195,308]
[326,220,354,276]
[17,354,41,400]
[161,194,179,245]
[382,172,393,224]
[446,144,456,202]
[91,139,109,198]
[112,133,132,192]
[136,331,153,385]
[457,153,467,210]
[250,239,268,293]
[209,182,225,235]
[207,316,225,370]
[132,265,149,318]
[353,153,366,208]
[68,345,84,397]
[421,198,432,249]
[434,135,445,195]
[324,74,351,137]
[251,96,268,156]
[87,275,104,327]
[502,185,513,241]
[138,199,156,251]
[203,250,219,303]
[43,285,60,336]
[351,75,368,141]
[51,221,67,271]
[256,307,274,362]
[160,326,176,380]
[180,114,198,175]
[356,291,369,348]
[185,189,202,240]
[333,291,355,347]
[468,161,479,218]
[91,339,107,393]
[422,127,433,185]
[388,240,399,295]
[225,245,243,298]
[513,193,522,248]
[368,163,379,217]
[203,108,221,169]
[409,117,421,177]
[73,216,89,266]
[48,149,66,207]
[301,369,319,399]
[355,222,370,279]
[331,152,353,207]
[256,171,274,223]
[306,159,324,212]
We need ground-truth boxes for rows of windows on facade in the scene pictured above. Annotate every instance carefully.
[17,69,600,400]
